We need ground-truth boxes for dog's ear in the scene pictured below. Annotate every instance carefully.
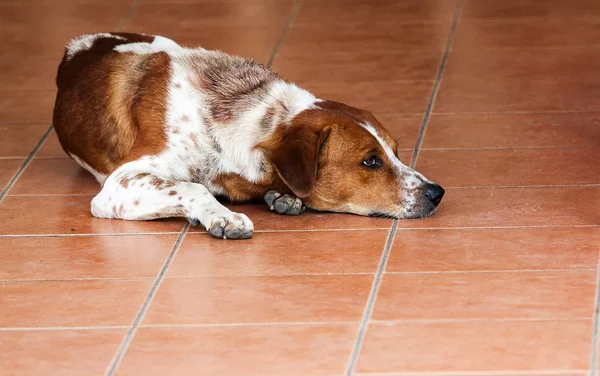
[271,125,331,198]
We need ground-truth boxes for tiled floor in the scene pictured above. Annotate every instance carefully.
[0,0,599,375]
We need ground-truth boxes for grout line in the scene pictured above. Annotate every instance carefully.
[115,0,143,32]
[0,231,184,238]
[410,0,464,168]
[266,0,303,67]
[345,220,398,376]
[346,2,464,374]
[420,146,600,151]
[588,247,600,375]
[0,269,594,284]
[0,326,130,332]
[0,125,53,205]
[429,184,600,189]
[354,370,589,376]
[434,109,600,116]
[1,223,598,239]
[386,269,596,275]
[0,277,155,283]
[141,321,360,329]
[371,317,591,324]
[105,224,189,376]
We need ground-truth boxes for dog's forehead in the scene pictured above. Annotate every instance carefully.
[314,100,397,150]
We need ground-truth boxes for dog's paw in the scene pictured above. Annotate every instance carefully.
[188,210,254,239]
[264,190,305,216]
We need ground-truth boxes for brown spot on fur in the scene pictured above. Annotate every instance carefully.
[135,173,150,179]
[53,38,172,174]
[168,190,177,196]
[175,82,181,89]
[189,133,199,148]
[178,196,182,200]
[134,199,140,206]
[180,115,190,122]
[119,176,133,188]
[149,176,175,190]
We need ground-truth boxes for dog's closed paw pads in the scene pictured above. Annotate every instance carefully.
[207,212,254,240]
[264,191,305,216]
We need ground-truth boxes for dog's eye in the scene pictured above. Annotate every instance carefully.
[362,155,383,168]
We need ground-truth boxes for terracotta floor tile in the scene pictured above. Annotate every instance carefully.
[376,115,422,149]
[0,57,60,91]
[395,186,600,228]
[282,22,451,53]
[462,0,600,19]
[37,129,67,158]
[0,329,126,376]
[295,0,458,24]
[373,271,595,321]
[143,275,372,325]
[189,203,393,233]
[273,50,443,83]
[133,0,292,27]
[0,279,151,327]
[0,196,185,235]
[444,48,600,82]
[452,19,600,50]
[0,3,131,57]
[0,90,55,123]
[0,124,48,157]
[303,80,433,115]
[124,26,281,63]
[435,77,600,113]
[117,325,357,376]
[10,158,100,195]
[168,231,387,277]
[0,159,23,191]
[0,235,177,280]
[388,227,600,272]
[10,158,99,195]
[356,320,591,373]
[416,148,600,188]
[423,113,600,149]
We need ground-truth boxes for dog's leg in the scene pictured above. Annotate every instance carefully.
[264,190,305,216]
[91,163,253,239]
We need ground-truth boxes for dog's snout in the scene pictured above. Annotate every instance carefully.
[424,183,445,206]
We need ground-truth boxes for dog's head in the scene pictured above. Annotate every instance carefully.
[270,101,444,219]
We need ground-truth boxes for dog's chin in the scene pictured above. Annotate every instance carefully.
[368,205,439,220]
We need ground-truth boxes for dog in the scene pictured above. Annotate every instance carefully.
[52,32,445,239]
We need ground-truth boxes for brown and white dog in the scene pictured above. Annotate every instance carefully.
[53,32,445,239]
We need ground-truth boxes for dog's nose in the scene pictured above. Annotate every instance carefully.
[424,183,445,206]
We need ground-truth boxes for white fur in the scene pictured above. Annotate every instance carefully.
[82,33,317,237]
[114,35,183,54]
[69,153,107,185]
[65,33,125,60]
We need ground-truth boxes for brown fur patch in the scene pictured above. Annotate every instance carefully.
[211,172,288,202]
[168,190,177,196]
[53,34,172,174]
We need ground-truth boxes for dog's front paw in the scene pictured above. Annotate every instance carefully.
[264,190,305,216]
[188,210,254,239]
